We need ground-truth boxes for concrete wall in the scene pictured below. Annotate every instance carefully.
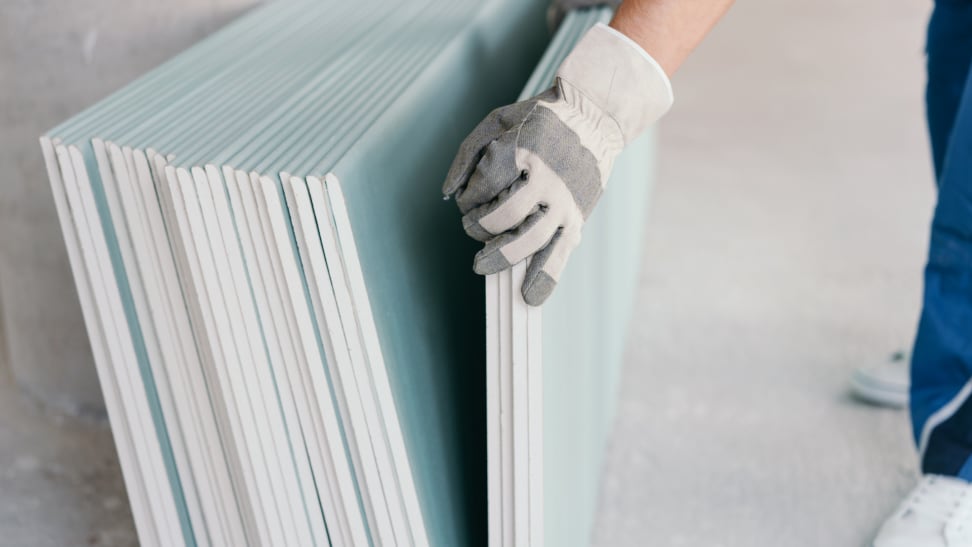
[0,0,257,417]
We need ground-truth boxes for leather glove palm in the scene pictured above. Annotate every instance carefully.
[443,23,673,305]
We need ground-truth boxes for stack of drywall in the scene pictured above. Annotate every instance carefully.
[40,0,547,544]
[486,7,657,547]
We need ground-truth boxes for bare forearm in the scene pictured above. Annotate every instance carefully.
[611,0,733,76]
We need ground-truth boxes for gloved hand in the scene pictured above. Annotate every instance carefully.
[442,23,673,306]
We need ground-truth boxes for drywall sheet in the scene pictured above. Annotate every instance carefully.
[542,130,655,547]
[326,2,548,544]
[486,7,657,547]
[40,0,551,545]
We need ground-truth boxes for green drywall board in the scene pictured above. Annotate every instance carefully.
[508,7,656,547]
[45,1,639,544]
[328,0,549,544]
[541,129,655,547]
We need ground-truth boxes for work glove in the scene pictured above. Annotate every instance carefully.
[442,23,673,306]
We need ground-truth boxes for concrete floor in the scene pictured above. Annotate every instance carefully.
[0,0,933,545]
[0,366,136,547]
[591,0,934,546]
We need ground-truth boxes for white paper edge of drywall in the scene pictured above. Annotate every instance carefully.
[41,137,161,547]
[232,167,356,546]
[210,165,320,545]
[156,157,258,543]
[96,141,209,547]
[283,173,399,545]
[323,172,431,547]
[277,174,364,547]
[132,147,231,547]
[89,142,181,541]
[525,274,543,547]
[254,173,368,542]
[221,165,329,546]
[189,164,297,545]
[485,271,502,547]
[139,147,247,546]
[169,164,280,545]
[121,149,206,540]
[156,157,266,545]
[64,143,183,547]
[305,173,414,544]
[302,173,405,546]
[65,144,177,545]
[251,172,351,537]
[511,262,531,544]
[499,267,515,547]
[201,164,316,547]
[489,264,544,547]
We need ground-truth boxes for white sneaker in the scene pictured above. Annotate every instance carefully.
[850,351,910,408]
[873,475,972,546]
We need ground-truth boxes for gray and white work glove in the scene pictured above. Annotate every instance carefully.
[443,23,673,306]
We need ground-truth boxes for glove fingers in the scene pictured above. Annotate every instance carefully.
[455,134,521,214]
[472,209,559,275]
[443,99,540,199]
[521,224,581,306]
[443,129,492,198]
[461,176,540,241]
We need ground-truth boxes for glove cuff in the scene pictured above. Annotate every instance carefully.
[555,22,674,144]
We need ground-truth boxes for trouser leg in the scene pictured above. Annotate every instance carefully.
[925,0,972,181]
[911,0,972,479]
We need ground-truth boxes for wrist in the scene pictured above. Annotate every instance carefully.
[555,22,674,144]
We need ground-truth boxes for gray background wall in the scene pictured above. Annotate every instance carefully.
[0,0,257,417]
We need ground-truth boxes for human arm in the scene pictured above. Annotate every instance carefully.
[611,0,733,76]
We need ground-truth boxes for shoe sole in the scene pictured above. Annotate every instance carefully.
[849,372,908,409]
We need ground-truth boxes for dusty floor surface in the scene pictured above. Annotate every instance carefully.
[0,364,136,547]
[0,0,935,545]
[591,0,934,546]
